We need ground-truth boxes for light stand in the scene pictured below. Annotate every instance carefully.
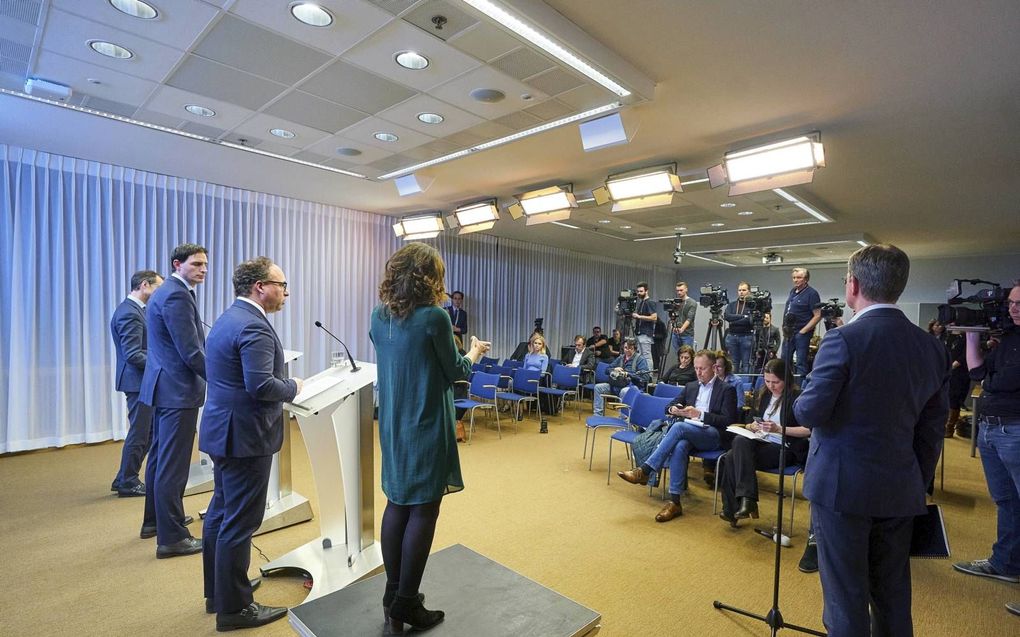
[713,323,826,636]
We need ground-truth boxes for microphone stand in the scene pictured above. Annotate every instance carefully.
[314,321,360,372]
[713,324,826,636]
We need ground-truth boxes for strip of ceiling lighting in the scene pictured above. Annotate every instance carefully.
[683,253,738,267]
[458,0,630,97]
[0,88,367,179]
[772,188,832,222]
[379,101,622,180]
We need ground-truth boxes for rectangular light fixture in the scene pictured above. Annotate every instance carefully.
[518,186,578,216]
[393,213,444,241]
[452,200,499,234]
[606,170,682,200]
[772,188,833,222]
[724,135,825,182]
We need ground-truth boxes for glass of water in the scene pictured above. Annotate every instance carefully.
[331,351,346,368]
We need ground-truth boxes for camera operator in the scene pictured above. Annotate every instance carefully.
[671,282,698,352]
[954,281,1020,608]
[754,312,781,370]
[782,267,822,377]
[630,282,658,368]
[724,281,754,373]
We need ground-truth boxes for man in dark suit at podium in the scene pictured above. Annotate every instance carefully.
[110,269,163,497]
[794,244,948,637]
[139,243,208,558]
[200,257,302,631]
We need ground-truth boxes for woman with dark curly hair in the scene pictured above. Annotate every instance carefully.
[369,243,491,633]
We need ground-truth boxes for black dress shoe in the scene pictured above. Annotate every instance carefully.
[719,508,739,528]
[206,579,262,613]
[140,525,157,539]
[734,497,759,520]
[156,536,202,559]
[216,602,287,632]
[117,483,146,497]
[798,541,819,573]
[183,515,194,526]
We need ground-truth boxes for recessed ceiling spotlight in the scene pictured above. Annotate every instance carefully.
[336,147,362,156]
[470,88,505,103]
[598,219,612,224]
[417,112,444,124]
[88,40,133,59]
[395,51,429,70]
[737,211,754,216]
[374,132,399,142]
[620,225,632,229]
[109,0,158,19]
[290,2,333,27]
[270,128,296,139]
[720,202,736,208]
[673,226,686,231]
[711,222,726,227]
[184,104,215,117]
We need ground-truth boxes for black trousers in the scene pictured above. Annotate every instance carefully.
[114,391,152,487]
[719,436,783,514]
[142,406,199,544]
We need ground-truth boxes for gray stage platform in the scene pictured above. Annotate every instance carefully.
[287,544,600,637]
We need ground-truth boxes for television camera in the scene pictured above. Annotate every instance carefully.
[938,279,1010,332]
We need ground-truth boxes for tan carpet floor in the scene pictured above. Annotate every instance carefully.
[0,408,1014,636]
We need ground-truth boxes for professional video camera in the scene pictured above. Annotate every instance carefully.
[659,298,684,318]
[533,317,545,335]
[616,289,639,316]
[814,298,846,330]
[746,286,773,324]
[938,279,1010,331]
[699,284,729,314]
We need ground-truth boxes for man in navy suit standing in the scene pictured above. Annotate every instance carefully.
[447,290,467,337]
[139,243,208,558]
[200,257,302,631]
[794,244,948,636]
[110,270,163,497]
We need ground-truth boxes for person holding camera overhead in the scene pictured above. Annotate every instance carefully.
[724,281,754,374]
[630,282,658,368]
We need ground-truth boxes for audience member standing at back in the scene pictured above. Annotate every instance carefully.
[672,282,697,352]
[631,282,658,369]
[782,267,822,377]
[447,290,467,338]
[138,243,208,558]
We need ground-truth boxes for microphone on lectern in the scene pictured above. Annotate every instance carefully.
[314,320,360,372]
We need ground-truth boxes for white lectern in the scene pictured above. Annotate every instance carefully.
[261,361,380,602]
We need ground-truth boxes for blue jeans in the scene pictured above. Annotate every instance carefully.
[592,382,616,416]
[725,333,753,374]
[979,422,1020,575]
[672,333,695,352]
[645,422,721,495]
[782,331,812,377]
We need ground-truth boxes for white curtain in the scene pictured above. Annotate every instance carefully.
[0,143,676,452]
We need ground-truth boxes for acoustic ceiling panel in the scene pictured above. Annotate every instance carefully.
[228,0,392,57]
[0,37,30,63]
[252,140,302,157]
[81,95,137,117]
[51,0,219,50]
[299,59,417,114]
[524,98,574,121]
[365,0,422,17]
[133,108,186,129]
[0,55,27,78]
[230,112,332,150]
[492,110,543,131]
[178,120,226,139]
[558,83,618,111]
[525,67,588,97]
[302,135,393,165]
[1,0,42,25]
[375,93,484,136]
[491,47,555,81]
[339,115,435,152]
[264,90,368,134]
[166,54,287,111]
[447,21,522,63]
[402,0,479,41]
[429,64,547,119]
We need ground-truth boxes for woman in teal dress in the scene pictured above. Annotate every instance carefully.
[369,243,490,633]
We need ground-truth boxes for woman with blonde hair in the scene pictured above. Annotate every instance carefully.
[370,243,491,632]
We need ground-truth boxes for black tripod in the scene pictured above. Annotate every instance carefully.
[658,313,681,378]
[703,307,725,350]
[713,324,826,636]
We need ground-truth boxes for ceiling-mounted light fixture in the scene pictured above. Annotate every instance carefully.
[395,51,429,70]
[290,2,334,27]
[709,132,825,196]
[88,40,133,59]
[507,185,577,226]
[592,164,683,212]
[109,0,158,19]
[446,200,499,235]
[184,104,215,117]
[392,213,444,241]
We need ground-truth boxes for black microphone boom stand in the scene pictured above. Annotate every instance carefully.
[712,324,826,636]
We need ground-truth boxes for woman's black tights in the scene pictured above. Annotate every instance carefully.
[381,499,442,600]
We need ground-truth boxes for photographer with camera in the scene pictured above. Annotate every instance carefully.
[630,282,658,368]
[724,282,754,374]
[592,338,650,417]
[953,280,1020,615]
[782,267,822,377]
[671,282,698,351]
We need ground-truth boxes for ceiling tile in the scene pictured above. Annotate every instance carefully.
[192,14,331,85]
[429,65,547,118]
[400,137,460,160]
[557,83,617,111]
[82,95,137,117]
[339,115,435,152]
[491,47,554,81]
[264,90,368,134]
[525,68,586,96]
[324,157,361,172]
[492,110,542,131]
[375,93,484,136]
[299,59,417,114]
[402,0,478,41]
[252,140,301,157]
[133,108,185,129]
[178,120,226,139]
[364,0,421,16]
[39,9,185,82]
[51,0,219,49]
[166,54,287,110]
[1,36,32,63]
[292,150,332,163]
[447,22,521,63]
[229,112,331,150]
[366,154,412,171]
[144,84,256,130]
[222,133,262,147]
[524,98,574,121]
[302,135,393,165]
[229,0,393,57]
[462,120,514,138]
[2,0,43,26]
[1,54,28,78]
[34,49,158,105]
[341,19,480,92]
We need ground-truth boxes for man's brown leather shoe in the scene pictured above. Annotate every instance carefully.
[618,467,648,485]
[655,501,683,522]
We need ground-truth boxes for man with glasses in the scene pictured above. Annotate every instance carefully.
[139,243,208,558]
[954,281,1020,618]
[200,257,303,631]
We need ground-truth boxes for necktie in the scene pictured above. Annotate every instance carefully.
[190,289,196,300]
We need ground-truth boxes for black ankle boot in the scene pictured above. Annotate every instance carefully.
[383,591,424,622]
[735,497,759,520]
[389,594,444,632]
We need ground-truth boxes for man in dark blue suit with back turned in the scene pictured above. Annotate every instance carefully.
[794,244,948,637]
[200,257,302,631]
[109,269,163,497]
[139,243,208,558]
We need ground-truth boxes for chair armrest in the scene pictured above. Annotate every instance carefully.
[454,380,470,386]
[482,384,497,389]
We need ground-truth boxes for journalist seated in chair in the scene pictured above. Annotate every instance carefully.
[660,345,696,386]
[718,358,810,526]
[605,328,623,361]
[523,334,550,374]
[563,335,596,374]
[618,350,738,522]
[713,350,742,390]
[592,338,649,416]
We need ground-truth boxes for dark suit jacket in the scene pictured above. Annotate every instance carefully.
[139,275,206,408]
[754,388,809,464]
[677,377,739,433]
[794,307,949,517]
[198,300,298,458]
[447,306,467,335]
[111,298,146,393]
[561,348,595,371]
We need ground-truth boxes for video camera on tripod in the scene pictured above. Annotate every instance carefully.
[814,298,846,330]
[659,297,685,319]
[698,284,728,314]
[615,289,639,316]
[746,286,773,326]
[938,279,1010,332]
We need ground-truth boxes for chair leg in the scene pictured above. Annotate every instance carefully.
[583,427,590,459]
[588,429,599,471]
[606,438,614,485]
[494,402,501,439]
[467,408,475,444]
